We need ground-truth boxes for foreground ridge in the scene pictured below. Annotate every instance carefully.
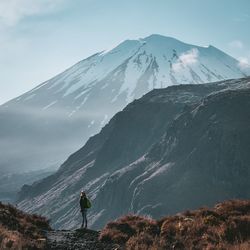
[100,199,250,250]
[1,199,250,249]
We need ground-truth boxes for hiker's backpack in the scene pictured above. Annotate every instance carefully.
[86,198,92,208]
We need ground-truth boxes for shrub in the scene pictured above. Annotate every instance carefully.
[100,199,250,249]
[0,202,51,250]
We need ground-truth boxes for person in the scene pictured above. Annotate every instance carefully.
[79,191,91,228]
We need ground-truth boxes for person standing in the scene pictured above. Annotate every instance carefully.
[79,191,91,228]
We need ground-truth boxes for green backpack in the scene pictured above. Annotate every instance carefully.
[86,198,92,208]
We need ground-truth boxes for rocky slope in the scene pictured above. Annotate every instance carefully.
[1,34,249,177]
[18,77,250,230]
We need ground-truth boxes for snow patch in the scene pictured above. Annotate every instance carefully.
[100,114,109,127]
[88,120,95,128]
[74,88,90,100]
[89,209,106,226]
[68,110,76,117]
[24,94,36,101]
[42,101,57,110]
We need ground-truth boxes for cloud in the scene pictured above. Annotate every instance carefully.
[238,57,250,70]
[0,0,66,26]
[229,40,243,49]
[172,48,199,72]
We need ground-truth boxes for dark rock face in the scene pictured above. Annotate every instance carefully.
[18,77,250,230]
[130,88,250,218]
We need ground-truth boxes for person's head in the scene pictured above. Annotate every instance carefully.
[80,191,86,198]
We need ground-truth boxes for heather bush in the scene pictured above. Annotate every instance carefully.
[100,200,250,249]
[0,202,51,250]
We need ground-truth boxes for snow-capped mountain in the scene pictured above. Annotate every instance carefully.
[0,34,249,176]
[17,77,250,229]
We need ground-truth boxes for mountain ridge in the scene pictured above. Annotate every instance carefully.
[17,77,250,229]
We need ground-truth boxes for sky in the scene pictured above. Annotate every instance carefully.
[0,0,250,104]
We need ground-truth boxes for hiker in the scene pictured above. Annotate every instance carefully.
[79,191,91,228]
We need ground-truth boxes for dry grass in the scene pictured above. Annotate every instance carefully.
[100,200,250,250]
[99,215,159,245]
[0,202,51,250]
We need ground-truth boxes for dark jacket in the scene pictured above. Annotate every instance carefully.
[80,197,88,210]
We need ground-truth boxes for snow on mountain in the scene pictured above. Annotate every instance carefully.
[17,35,249,104]
[0,34,249,177]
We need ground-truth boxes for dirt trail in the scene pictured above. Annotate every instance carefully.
[46,229,121,250]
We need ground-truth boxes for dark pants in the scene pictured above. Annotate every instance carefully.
[81,209,87,228]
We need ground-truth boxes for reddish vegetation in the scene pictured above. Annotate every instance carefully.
[100,200,250,249]
[0,202,51,250]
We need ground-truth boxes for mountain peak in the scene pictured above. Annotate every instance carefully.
[142,34,182,43]
[1,34,249,178]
